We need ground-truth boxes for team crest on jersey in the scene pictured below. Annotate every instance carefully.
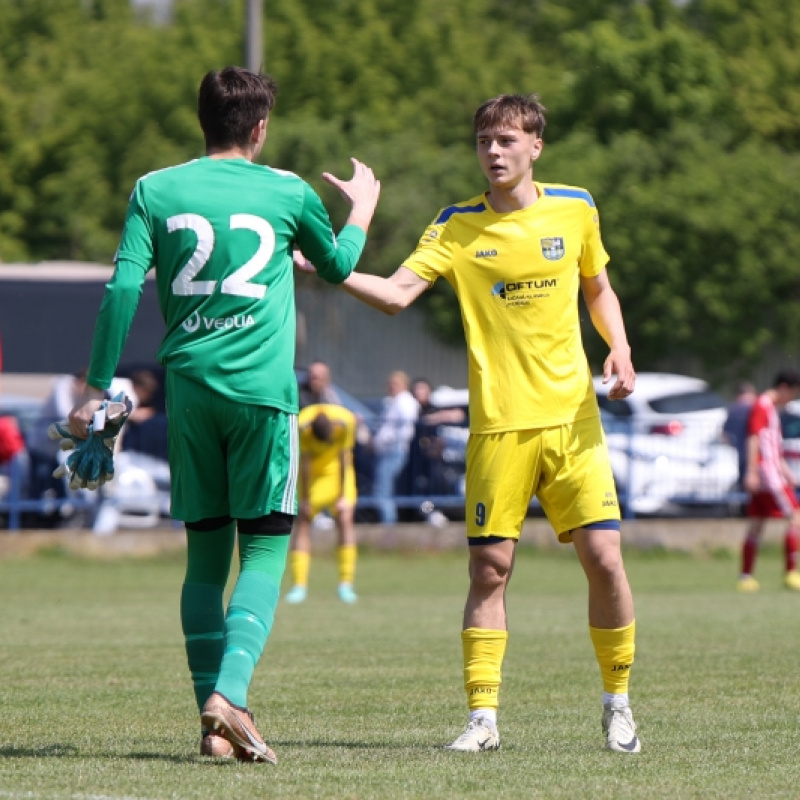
[540,237,565,260]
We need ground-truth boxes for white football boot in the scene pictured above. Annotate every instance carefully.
[602,704,641,753]
[444,716,501,752]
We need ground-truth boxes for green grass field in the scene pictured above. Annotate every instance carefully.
[1,543,799,799]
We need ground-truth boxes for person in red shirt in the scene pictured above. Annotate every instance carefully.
[0,328,26,465]
[738,370,800,592]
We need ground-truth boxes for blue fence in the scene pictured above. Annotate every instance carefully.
[1,415,751,531]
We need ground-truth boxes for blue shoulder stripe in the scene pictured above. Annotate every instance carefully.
[543,187,595,207]
[434,202,486,225]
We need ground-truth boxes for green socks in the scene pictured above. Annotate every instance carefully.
[214,570,281,707]
[213,532,289,707]
[181,582,226,711]
[181,527,290,711]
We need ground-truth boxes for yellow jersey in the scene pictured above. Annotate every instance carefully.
[298,403,357,482]
[403,182,606,433]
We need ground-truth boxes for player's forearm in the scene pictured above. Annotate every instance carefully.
[86,266,145,389]
[341,271,407,315]
[345,206,376,233]
[587,288,630,354]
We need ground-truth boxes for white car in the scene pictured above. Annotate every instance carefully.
[601,411,739,516]
[423,379,740,516]
[594,372,727,443]
[595,373,739,514]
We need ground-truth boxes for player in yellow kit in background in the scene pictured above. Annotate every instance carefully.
[285,404,360,604]
[305,93,641,754]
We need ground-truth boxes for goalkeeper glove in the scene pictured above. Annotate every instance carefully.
[48,393,133,490]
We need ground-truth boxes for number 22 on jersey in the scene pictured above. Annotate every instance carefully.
[168,212,276,299]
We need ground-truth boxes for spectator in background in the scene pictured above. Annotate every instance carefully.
[404,378,467,502]
[412,377,466,427]
[123,368,169,461]
[722,381,757,491]
[411,378,435,416]
[29,368,137,500]
[285,404,360,604]
[299,360,342,408]
[738,370,800,593]
[298,359,372,490]
[28,368,89,499]
[372,370,418,523]
[0,328,26,468]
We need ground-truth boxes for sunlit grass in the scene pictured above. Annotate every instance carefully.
[0,544,798,799]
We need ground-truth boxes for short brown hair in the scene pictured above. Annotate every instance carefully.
[473,94,547,138]
[311,411,333,443]
[198,66,278,149]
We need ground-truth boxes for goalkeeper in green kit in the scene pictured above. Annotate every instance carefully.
[68,66,380,763]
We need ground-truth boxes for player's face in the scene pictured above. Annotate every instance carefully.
[476,125,543,190]
[308,364,330,393]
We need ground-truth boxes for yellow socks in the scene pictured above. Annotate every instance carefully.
[337,543,357,586]
[589,620,636,694]
[459,623,633,717]
[461,628,508,711]
[289,550,310,588]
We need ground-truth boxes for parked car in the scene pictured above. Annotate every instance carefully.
[594,372,727,443]
[405,379,739,518]
[601,411,739,516]
[0,389,171,530]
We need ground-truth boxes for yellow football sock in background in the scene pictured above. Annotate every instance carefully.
[589,620,636,694]
[337,544,357,585]
[289,550,310,588]
[462,627,508,711]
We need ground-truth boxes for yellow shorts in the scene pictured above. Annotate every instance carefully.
[465,415,620,543]
[302,467,357,518]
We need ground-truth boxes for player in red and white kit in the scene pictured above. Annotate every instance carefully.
[738,370,800,592]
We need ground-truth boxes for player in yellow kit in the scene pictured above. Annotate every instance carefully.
[331,93,640,753]
[285,404,360,604]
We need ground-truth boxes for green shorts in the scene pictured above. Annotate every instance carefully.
[465,415,620,543]
[166,370,298,523]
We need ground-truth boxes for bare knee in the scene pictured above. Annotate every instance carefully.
[468,547,513,592]
[574,531,626,585]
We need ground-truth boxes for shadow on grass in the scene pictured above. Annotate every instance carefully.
[0,740,419,764]
[0,744,193,764]
[0,744,80,758]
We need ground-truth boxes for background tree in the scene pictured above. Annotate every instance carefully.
[0,0,797,376]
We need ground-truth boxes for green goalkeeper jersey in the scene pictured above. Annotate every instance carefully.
[86,157,365,412]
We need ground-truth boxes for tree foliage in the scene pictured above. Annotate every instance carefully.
[0,0,797,375]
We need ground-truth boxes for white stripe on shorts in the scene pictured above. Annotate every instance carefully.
[281,413,299,514]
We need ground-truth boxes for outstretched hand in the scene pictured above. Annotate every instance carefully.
[322,158,381,228]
